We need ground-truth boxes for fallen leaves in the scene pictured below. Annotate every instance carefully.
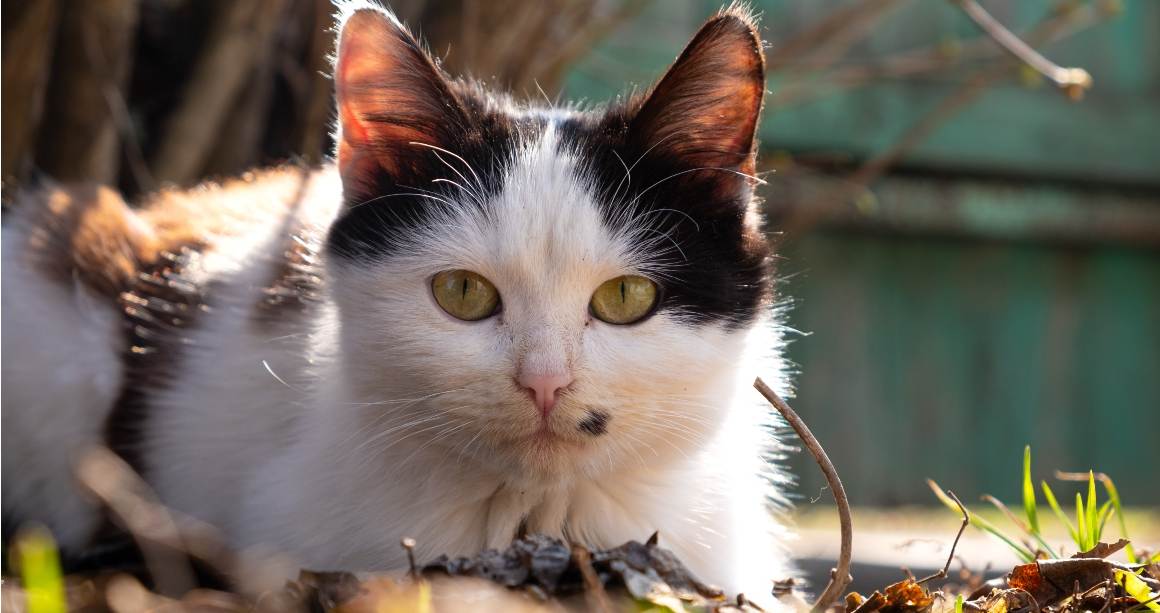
[846,578,933,613]
[841,541,1160,613]
[421,533,734,611]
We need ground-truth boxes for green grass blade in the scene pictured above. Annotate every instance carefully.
[982,494,1058,558]
[1042,481,1078,543]
[955,594,965,613]
[1085,471,1098,549]
[1096,501,1113,542]
[927,479,1035,562]
[1115,569,1160,613]
[1075,492,1088,550]
[1098,474,1137,563]
[1022,446,1040,534]
[12,526,67,613]
[973,514,1037,563]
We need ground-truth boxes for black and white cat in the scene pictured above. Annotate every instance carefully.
[2,0,794,601]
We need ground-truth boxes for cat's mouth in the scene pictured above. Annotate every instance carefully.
[518,409,609,454]
[515,417,590,452]
[526,423,581,447]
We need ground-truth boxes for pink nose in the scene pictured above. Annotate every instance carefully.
[517,371,573,416]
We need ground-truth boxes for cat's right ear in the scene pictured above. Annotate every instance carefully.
[627,7,765,177]
[333,4,467,204]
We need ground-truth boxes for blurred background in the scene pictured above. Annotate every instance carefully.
[3,0,1158,586]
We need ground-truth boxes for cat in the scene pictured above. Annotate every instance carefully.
[1,0,795,603]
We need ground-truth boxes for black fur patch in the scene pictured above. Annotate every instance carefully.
[556,10,771,328]
[327,8,536,263]
[107,244,207,473]
[577,410,610,436]
[327,83,534,262]
[555,112,771,329]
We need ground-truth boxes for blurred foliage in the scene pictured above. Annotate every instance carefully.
[1,0,649,199]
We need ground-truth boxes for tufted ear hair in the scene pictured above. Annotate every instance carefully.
[333,3,469,206]
[628,6,765,177]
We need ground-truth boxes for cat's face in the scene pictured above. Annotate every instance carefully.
[325,3,771,479]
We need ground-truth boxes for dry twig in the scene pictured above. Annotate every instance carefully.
[1,0,59,182]
[531,0,652,92]
[773,0,1108,240]
[754,377,852,612]
[35,1,139,184]
[952,0,1092,100]
[572,542,614,613]
[767,0,1109,110]
[75,446,197,598]
[917,490,969,585]
[150,0,288,185]
[75,446,291,599]
[401,537,418,579]
[766,0,903,73]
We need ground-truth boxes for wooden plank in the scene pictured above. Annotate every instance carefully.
[778,232,1160,506]
[764,174,1160,246]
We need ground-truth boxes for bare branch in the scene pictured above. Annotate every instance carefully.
[572,542,614,613]
[754,378,852,612]
[75,446,197,598]
[1,0,60,184]
[75,446,291,598]
[1055,470,1095,482]
[952,0,1092,100]
[766,0,903,73]
[533,0,653,93]
[917,490,969,585]
[771,0,1110,241]
[401,537,419,579]
[767,0,1109,110]
[35,0,139,185]
[149,0,287,186]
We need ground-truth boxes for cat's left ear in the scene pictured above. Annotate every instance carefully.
[333,5,468,203]
[629,7,765,176]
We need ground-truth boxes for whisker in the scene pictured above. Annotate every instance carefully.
[408,141,486,193]
[262,360,307,394]
[625,166,766,212]
[346,191,456,211]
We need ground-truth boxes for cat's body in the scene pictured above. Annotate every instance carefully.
[3,2,794,602]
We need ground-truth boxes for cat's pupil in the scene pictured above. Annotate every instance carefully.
[462,278,469,299]
[620,280,626,303]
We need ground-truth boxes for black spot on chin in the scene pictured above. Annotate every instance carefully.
[578,410,610,436]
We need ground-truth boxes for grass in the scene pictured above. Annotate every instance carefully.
[790,506,1159,545]
[929,446,1160,613]
[9,526,67,613]
[927,446,1157,562]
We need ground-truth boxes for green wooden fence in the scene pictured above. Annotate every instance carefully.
[565,1,1160,505]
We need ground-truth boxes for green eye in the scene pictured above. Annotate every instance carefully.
[590,275,659,325]
[432,270,500,321]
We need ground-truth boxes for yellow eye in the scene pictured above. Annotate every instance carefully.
[590,275,659,325]
[432,270,500,321]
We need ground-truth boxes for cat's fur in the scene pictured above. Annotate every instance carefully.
[2,1,794,602]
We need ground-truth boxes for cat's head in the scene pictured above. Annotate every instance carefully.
[325,2,773,478]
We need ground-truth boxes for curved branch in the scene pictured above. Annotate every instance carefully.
[952,0,1092,99]
[754,378,852,612]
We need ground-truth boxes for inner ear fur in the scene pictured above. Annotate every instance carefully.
[334,5,468,199]
[629,7,766,176]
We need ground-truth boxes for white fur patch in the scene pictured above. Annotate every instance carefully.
[1,225,125,549]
